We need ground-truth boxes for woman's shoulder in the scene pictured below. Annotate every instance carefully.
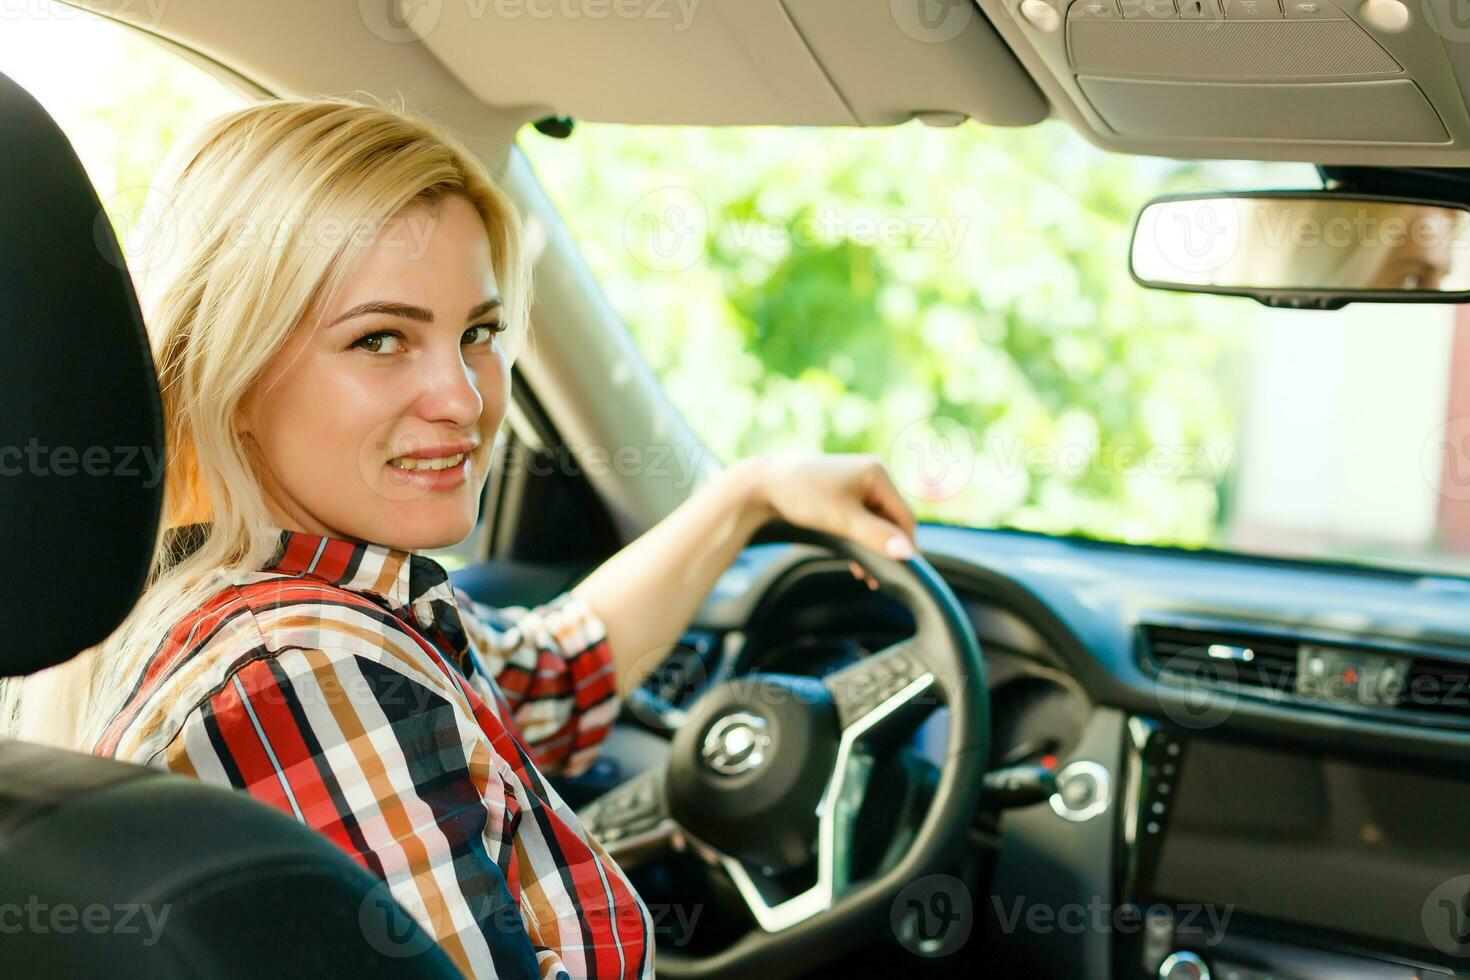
[94,573,458,762]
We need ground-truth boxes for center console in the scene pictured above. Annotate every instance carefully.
[1116,718,1470,980]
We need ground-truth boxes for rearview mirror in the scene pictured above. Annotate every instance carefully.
[1130,193,1470,309]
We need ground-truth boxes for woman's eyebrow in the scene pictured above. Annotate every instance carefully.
[328,296,503,328]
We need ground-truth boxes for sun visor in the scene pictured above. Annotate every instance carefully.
[406,0,1047,127]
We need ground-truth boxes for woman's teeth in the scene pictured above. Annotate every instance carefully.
[388,452,466,472]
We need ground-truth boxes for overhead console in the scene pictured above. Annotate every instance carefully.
[976,0,1470,162]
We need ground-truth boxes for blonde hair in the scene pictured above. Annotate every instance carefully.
[0,96,532,751]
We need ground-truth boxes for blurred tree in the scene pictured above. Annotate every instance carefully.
[522,121,1314,548]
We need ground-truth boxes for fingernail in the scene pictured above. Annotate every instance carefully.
[885,534,915,560]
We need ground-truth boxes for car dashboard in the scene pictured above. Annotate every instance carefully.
[621,524,1470,979]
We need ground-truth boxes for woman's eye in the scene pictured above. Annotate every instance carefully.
[350,330,404,354]
[463,322,504,346]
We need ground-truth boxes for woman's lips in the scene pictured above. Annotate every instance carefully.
[384,452,469,492]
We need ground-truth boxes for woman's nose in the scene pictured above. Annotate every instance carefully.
[414,346,484,428]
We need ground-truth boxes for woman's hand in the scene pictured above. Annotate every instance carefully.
[741,452,919,590]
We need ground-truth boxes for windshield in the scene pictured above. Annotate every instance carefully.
[521,121,1469,578]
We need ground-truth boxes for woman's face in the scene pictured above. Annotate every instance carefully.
[238,194,509,550]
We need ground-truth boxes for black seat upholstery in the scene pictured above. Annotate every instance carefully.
[0,71,459,978]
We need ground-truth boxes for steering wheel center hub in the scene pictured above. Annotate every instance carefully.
[666,674,838,871]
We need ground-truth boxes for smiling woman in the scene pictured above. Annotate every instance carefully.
[3,96,655,979]
[0,78,923,976]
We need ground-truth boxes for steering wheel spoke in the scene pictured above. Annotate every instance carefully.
[577,765,679,871]
[824,637,938,735]
[710,735,876,934]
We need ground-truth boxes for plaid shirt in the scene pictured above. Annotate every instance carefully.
[93,527,653,979]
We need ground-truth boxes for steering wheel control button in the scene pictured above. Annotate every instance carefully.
[1158,951,1210,980]
[701,712,772,776]
[826,645,929,729]
[583,771,666,843]
[1049,760,1111,822]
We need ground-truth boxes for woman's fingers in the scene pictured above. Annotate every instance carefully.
[848,560,878,590]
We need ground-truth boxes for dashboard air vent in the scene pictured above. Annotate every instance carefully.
[1142,625,1299,696]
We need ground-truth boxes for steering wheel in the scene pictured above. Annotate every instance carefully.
[577,524,990,978]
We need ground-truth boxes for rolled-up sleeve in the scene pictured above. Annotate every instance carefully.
[454,588,619,778]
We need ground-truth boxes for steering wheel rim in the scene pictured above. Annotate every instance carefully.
[578,522,989,979]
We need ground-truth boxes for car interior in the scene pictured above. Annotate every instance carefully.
[4,1,1470,978]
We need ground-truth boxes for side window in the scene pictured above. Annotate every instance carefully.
[0,2,246,260]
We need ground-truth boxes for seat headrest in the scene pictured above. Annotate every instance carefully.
[0,70,163,678]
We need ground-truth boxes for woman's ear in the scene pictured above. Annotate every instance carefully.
[233,393,253,438]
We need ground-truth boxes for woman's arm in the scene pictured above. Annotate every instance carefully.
[571,453,918,697]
